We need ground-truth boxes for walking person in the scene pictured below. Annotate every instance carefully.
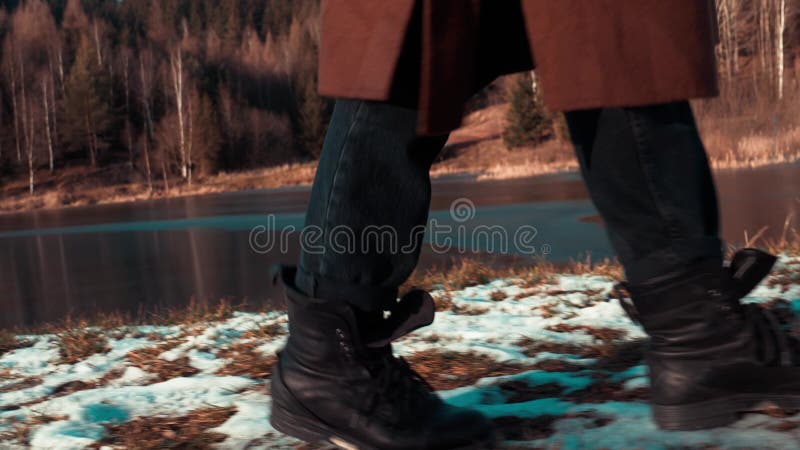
[269,1,800,448]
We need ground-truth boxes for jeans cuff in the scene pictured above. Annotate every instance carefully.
[294,265,399,312]
[624,237,723,285]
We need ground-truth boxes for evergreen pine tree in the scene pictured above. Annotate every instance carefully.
[297,74,327,159]
[290,26,329,159]
[502,72,551,149]
[61,35,114,166]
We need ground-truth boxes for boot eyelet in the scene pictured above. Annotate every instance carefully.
[717,304,736,318]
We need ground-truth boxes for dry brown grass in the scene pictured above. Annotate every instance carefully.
[126,340,199,383]
[544,324,627,342]
[407,350,532,391]
[431,292,455,312]
[732,210,800,263]
[402,256,622,295]
[239,322,284,340]
[490,290,508,301]
[55,325,111,365]
[694,79,800,170]
[764,227,800,256]
[516,337,592,359]
[214,341,277,380]
[0,330,32,357]
[48,368,127,397]
[0,161,318,215]
[0,412,69,446]
[92,406,237,449]
[0,376,42,394]
[516,335,647,374]
[768,270,800,293]
[409,258,501,291]
[432,101,577,182]
[151,298,241,327]
[434,87,800,184]
[6,298,249,339]
[562,375,650,404]
[701,71,800,165]
[494,372,648,406]
[451,304,491,316]
[0,368,129,413]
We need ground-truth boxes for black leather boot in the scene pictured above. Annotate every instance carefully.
[269,267,495,449]
[623,249,800,431]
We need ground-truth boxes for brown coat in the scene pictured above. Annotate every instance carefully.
[318,0,720,134]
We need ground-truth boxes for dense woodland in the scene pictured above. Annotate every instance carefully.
[0,0,329,194]
[0,0,800,197]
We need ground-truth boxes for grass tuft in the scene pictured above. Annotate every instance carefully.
[92,406,237,449]
[126,341,199,383]
[214,342,277,380]
[0,330,32,357]
[403,256,623,295]
[0,376,43,394]
[407,350,531,391]
[55,324,111,364]
[0,412,69,446]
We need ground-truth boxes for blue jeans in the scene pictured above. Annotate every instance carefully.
[295,99,722,310]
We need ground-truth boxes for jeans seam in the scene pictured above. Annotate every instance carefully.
[317,102,366,279]
[624,108,682,265]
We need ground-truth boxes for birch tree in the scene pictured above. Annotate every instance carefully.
[139,47,156,192]
[42,78,53,173]
[169,45,188,181]
[776,0,786,99]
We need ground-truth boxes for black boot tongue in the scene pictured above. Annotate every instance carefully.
[727,249,777,299]
[361,290,436,348]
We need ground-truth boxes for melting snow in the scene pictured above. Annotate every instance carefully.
[0,255,799,449]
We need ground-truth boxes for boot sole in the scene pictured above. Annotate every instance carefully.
[270,395,496,450]
[654,394,800,431]
[270,365,496,449]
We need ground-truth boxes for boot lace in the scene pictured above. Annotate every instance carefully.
[724,300,800,367]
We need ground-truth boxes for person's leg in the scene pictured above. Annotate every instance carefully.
[294,99,448,311]
[565,102,800,432]
[564,101,722,285]
[272,99,494,449]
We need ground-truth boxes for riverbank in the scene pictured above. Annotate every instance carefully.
[1,253,799,448]
[2,103,799,215]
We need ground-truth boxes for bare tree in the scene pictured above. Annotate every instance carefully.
[169,45,188,181]
[42,77,53,173]
[5,46,22,163]
[168,21,199,184]
[715,0,796,100]
[1,0,60,179]
[717,0,741,80]
[776,0,786,99]
[121,48,135,168]
[139,48,155,192]
[62,0,89,32]
[24,94,36,195]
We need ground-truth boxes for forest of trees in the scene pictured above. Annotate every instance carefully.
[714,0,800,104]
[1,0,800,196]
[0,0,329,194]
[503,0,800,149]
